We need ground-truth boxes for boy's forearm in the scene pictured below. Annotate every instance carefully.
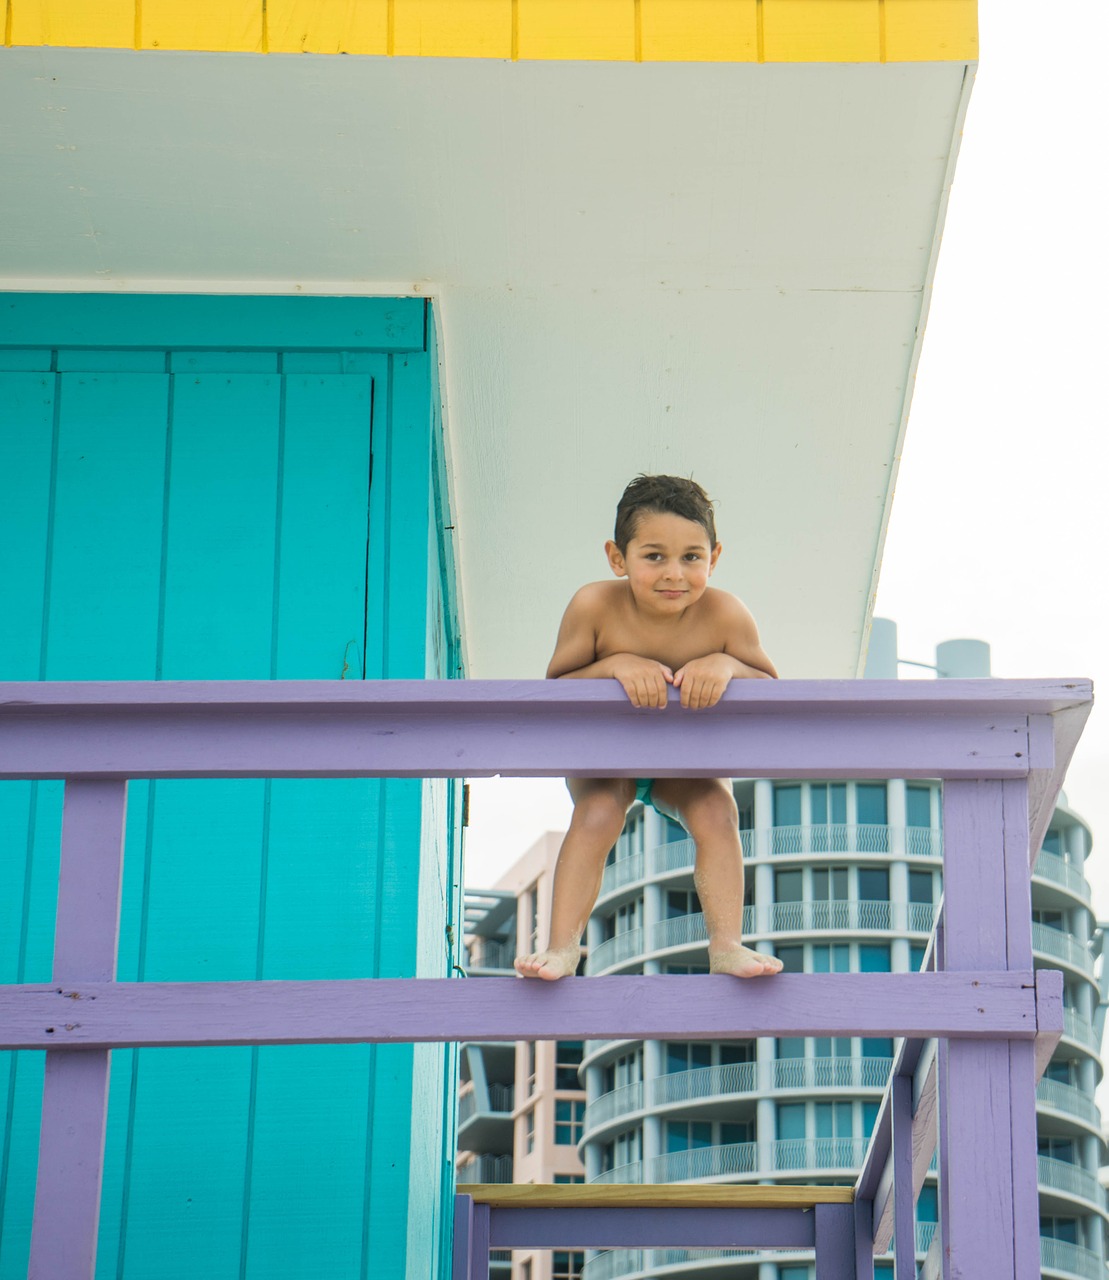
[549,653,640,680]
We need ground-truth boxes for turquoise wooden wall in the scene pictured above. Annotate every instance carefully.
[0,294,463,1280]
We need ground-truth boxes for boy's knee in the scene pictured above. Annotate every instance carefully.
[684,787,738,836]
[574,783,632,834]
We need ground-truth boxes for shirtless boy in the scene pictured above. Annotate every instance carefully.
[515,474,783,982]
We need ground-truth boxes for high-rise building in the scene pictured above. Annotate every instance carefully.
[461,626,1106,1280]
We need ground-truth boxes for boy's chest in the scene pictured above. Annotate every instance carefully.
[595,613,722,669]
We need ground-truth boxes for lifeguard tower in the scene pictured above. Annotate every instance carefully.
[1,4,1083,1279]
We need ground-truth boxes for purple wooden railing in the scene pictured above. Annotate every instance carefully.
[0,677,1093,1280]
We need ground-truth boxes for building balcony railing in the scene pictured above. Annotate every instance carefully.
[1032,923,1096,980]
[1033,850,1093,904]
[600,825,943,901]
[586,1057,895,1136]
[1037,1156,1107,1211]
[593,1137,872,1186]
[457,1154,514,1184]
[458,1082,514,1126]
[587,902,934,974]
[1035,1078,1102,1131]
[582,1227,1094,1280]
[1040,1236,1106,1280]
[1062,1009,1102,1057]
[468,938,516,972]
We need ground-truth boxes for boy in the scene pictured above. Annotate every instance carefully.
[515,474,782,981]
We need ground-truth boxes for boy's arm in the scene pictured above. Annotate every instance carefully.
[547,587,674,708]
[673,595,777,708]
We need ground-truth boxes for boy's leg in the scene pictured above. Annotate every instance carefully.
[650,778,782,979]
[515,777,635,981]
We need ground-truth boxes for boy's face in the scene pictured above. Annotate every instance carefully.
[605,511,721,614]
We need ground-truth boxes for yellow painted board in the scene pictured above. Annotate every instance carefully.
[516,0,635,61]
[140,0,261,50]
[465,1184,856,1207]
[10,0,133,47]
[265,0,387,53]
[392,0,511,57]
[885,0,977,61]
[762,0,881,62]
[640,0,758,62]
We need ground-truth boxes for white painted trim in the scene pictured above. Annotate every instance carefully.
[858,61,979,678]
[0,278,441,298]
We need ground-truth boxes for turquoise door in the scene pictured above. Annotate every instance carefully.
[0,298,460,1279]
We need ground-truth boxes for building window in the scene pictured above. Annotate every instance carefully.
[906,785,933,827]
[812,867,849,901]
[666,1042,712,1074]
[555,1041,584,1090]
[525,1041,536,1095]
[552,1251,584,1280]
[858,867,889,901]
[910,943,926,971]
[666,889,701,918]
[775,945,804,973]
[666,1120,713,1152]
[812,944,850,973]
[1041,1217,1079,1244]
[775,869,803,902]
[524,1108,534,1154]
[555,1100,585,1145]
[859,943,891,973]
[856,783,888,825]
[811,782,847,827]
[554,1174,584,1184]
[773,784,802,826]
[909,869,934,904]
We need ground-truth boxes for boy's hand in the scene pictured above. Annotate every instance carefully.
[609,655,674,708]
[673,654,740,709]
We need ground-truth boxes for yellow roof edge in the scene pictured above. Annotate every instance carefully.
[6,0,978,62]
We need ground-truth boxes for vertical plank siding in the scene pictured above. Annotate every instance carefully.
[0,297,456,1279]
[3,0,979,60]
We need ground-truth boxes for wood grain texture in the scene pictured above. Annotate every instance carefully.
[0,972,1039,1051]
[393,0,510,57]
[763,0,880,62]
[813,1203,854,1280]
[884,0,978,61]
[516,0,635,61]
[265,0,387,53]
[8,0,132,47]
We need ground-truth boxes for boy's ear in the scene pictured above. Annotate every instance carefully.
[709,543,723,573]
[605,540,627,577]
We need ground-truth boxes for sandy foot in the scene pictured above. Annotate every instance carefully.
[514,945,582,980]
[709,945,784,978]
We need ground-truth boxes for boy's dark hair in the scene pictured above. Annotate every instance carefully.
[613,474,717,552]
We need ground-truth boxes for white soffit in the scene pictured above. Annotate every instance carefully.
[0,51,973,679]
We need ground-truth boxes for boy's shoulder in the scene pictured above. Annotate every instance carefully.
[567,579,624,613]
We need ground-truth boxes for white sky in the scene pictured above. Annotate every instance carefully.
[462,0,1109,914]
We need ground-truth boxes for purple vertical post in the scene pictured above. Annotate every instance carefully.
[814,1203,854,1280]
[890,1074,915,1278]
[452,1195,490,1280]
[28,779,127,1280]
[938,779,1037,1280]
[853,1197,874,1279]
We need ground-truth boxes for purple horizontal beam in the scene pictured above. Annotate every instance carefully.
[487,1205,814,1249]
[0,677,1089,782]
[0,973,1039,1051]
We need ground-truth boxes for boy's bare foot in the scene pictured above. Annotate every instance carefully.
[709,945,784,978]
[514,945,582,981]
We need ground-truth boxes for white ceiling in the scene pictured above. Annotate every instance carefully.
[0,49,973,678]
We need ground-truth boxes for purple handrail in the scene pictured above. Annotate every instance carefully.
[0,677,1092,1280]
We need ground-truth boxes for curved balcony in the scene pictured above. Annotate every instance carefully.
[600,825,944,904]
[583,1229,1095,1280]
[457,1154,514,1184]
[588,901,933,974]
[596,1137,871,1185]
[587,928,646,975]
[1033,923,1096,981]
[1041,1236,1106,1280]
[1037,1155,1107,1213]
[1062,1010,1104,1062]
[647,1141,759,1183]
[1036,1078,1102,1133]
[1033,850,1093,905]
[584,1058,893,1142]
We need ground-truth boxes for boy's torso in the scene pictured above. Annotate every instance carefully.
[587,580,733,669]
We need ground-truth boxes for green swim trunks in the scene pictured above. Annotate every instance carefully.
[635,778,656,809]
